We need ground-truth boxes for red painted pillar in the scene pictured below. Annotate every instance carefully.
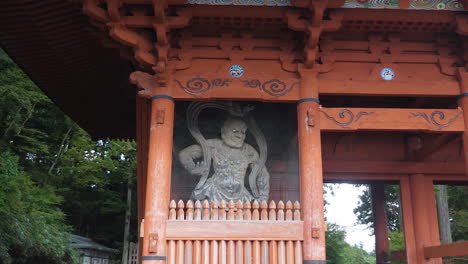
[400,177,418,264]
[297,67,326,263]
[409,174,441,264]
[141,96,175,263]
[424,178,442,264]
[371,183,390,264]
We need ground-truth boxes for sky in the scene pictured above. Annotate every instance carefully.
[324,183,375,252]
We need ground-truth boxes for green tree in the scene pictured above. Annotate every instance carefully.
[326,223,349,264]
[54,132,138,249]
[326,223,375,264]
[353,185,401,232]
[1,47,139,261]
[448,186,468,242]
[0,152,77,263]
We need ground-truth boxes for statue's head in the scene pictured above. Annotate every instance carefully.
[221,117,247,148]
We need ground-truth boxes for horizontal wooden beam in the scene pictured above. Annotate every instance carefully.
[424,241,468,258]
[166,220,303,241]
[269,160,467,177]
[319,80,459,97]
[320,108,464,132]
[388,250,407,261]
[324,173,402,182]
[323,161,466,175]
[324,174,468,183]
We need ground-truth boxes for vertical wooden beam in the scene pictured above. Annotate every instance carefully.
[400,177,418,264]
[297,67,326,263]
[137,96,151,261]
[142,96,175,263]
[371,183,390,264]
[409,174,440,264]
[424,178,443,264]
[456,68,468,176]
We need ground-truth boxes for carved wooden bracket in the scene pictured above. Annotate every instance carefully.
[319,32,460,76]
[81,0,192,84]
[286,6,342,69]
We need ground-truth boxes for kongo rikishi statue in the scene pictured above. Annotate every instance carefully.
[179,102,270,202]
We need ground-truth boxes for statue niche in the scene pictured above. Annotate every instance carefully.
[178,102,270,202]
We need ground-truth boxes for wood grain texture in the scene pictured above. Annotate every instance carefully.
[424,241,468,258]
[166,221,303,240]
[320,108,464,132]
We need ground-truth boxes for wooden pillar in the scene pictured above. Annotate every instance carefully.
[371,183,390,264]
[456,68,468,176]
[297,67,326,263]
[409,174,441,264]
[137,96,151,261]
[424,178,442,264]
[141,96,175,263]
[399,177,418,264]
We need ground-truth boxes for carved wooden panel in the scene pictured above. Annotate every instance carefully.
[319,108,464,131]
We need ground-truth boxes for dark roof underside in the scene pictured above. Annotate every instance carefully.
[0,0,136,139]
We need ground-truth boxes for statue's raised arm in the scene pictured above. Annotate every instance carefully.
[179,144,209,177]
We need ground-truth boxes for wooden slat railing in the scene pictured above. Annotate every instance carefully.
[166,200,303,264]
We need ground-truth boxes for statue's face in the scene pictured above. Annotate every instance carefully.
[221,118,247,148]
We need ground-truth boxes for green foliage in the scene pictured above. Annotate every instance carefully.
[448,186,468,241]
[388,231,405,252]
[326,223,375,264]
[0,48,138,262]
[0,152,78,263]
[388,231,405,264]
[354,183,468,264]
[56,135,137,247]
[353,185,402,233]
[326,223,348,264]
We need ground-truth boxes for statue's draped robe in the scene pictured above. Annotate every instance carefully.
[192,139,257,202]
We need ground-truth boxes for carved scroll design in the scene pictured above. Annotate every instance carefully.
[242,79,298,97]
[320,109,375,127]
[410,111,462,129]
[176,78,232,95]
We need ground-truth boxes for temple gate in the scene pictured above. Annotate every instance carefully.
[2,0,468,263]
[79,0,468,263]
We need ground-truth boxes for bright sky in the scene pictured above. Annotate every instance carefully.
[324,183,375,253]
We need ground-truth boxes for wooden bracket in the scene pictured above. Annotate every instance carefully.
[311,227,320,239]
[307,107,316,128]
[148,232,159,253]
[140,219,145,238]
[285,1,342,69]
[156,110,165,124]
[82,0,191,78]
